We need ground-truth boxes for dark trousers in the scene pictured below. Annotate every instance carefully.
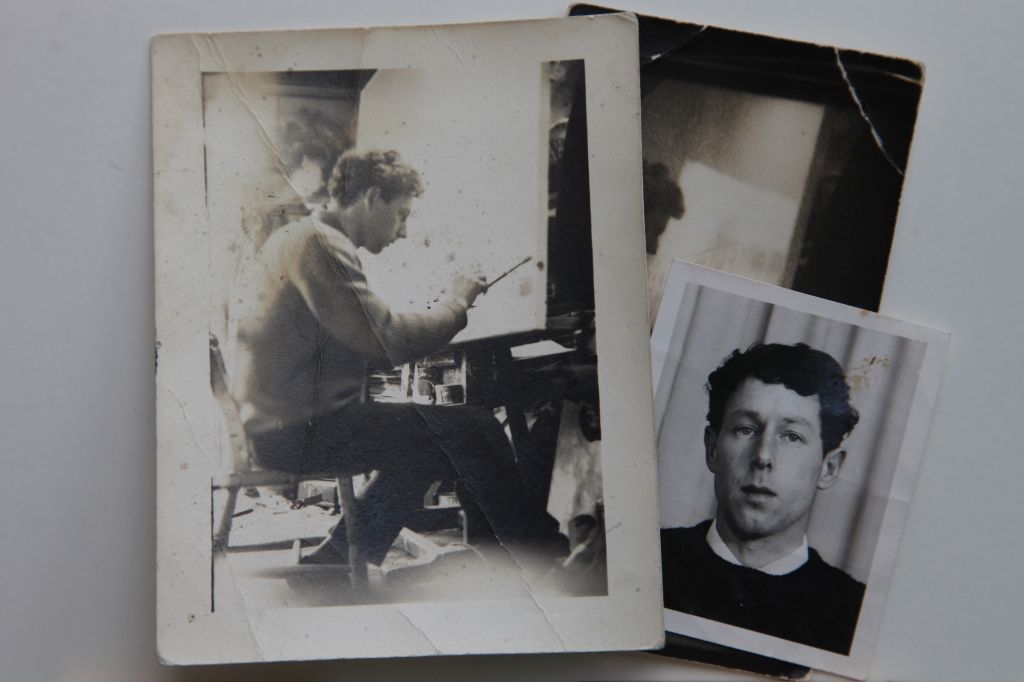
[251,402,557,564]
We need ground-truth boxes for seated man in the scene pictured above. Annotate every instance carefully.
[230,149,561,568]
[661,343,865,654]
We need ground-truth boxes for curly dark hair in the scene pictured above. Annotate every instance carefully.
[706,343,859,454]
[642,161,685,254]
[643,161,685,221]
[326,150,424,207]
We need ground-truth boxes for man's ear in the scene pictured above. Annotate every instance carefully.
[704,427,718,474]
[364,185,381,207]
[818,448,847,490]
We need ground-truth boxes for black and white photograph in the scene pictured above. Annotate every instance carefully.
[207,62,606,603]
[572,5,923,323]
[154,16,663,664]
[651,261,948,679]
[568,6,928,677]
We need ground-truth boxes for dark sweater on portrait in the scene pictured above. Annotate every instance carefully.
[661,520,865,655]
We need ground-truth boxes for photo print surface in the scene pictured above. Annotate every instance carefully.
[154,16,662,664]
[572,5,923,324]
[205,58,608,602]
[651,261,948,679]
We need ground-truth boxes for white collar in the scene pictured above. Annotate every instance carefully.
[706,518,809,576]
[310,214,365,260]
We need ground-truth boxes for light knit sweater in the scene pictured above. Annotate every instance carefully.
[230,213,468,434]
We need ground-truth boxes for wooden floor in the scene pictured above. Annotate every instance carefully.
[213,486,603,610]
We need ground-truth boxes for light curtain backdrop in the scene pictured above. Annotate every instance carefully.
[655,283,926,583]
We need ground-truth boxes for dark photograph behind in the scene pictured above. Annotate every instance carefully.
[573,5,922,325]
[572,4,924,677]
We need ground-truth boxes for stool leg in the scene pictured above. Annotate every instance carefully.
[337,476,369,594]
[211,484,239,613]
[213,485,240,555]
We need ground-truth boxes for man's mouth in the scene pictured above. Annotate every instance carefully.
[741,485,776,497]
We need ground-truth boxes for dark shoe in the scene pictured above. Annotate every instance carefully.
[299,537,350,566]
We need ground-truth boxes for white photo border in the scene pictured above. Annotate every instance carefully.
[154,15,664,664]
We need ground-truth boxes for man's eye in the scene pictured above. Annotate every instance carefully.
[734,425,756,436]
[782,432,807,444]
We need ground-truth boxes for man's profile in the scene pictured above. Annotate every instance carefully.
[230,149,562,570]
[661,343,865,654]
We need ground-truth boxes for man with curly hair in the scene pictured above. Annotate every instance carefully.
[661,343,865,654]
[231,149,561,569]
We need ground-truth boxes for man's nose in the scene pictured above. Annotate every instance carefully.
[751,434,774,469]
[398,224,407,239]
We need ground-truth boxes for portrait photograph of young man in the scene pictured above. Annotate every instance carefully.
[651,262,946,677]
[660,342,864,654]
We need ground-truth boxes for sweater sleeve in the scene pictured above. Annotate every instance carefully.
[286,228,469,367]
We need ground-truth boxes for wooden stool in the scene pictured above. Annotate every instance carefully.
[208,334,369,604]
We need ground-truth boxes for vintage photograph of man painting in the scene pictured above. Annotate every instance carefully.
[651,262,947,678]
[154,17,662,663]
[226,147,568,566]
[210,61,601,597]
